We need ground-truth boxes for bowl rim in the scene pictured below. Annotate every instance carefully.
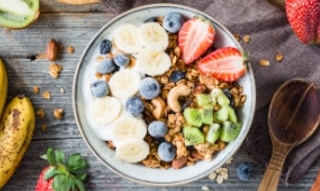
[72,3,256,186]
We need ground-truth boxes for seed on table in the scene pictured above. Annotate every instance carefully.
[42,90,51,100]
[33,86,40,94]
[201,185,210,191]
[209,171,217,180]
[275,52,284,62]
[243,35,250,43]
[259,59,270,66]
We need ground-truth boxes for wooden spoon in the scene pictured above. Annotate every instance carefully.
[258,78,320,191]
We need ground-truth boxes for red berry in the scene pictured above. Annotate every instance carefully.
[197,47,246,82]
[178,18,215,64]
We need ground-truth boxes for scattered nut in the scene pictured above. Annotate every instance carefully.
[67,45,75,53]
[40,124,48,131]
[275,53,284,62]
[49,63,63,78]
[33,86,40,94]
[243,35,250,43]
[46,38,59,61]
[42,91,51,100]
[53,108,64,120]
[36,109,46,119]
[259,59,270,66]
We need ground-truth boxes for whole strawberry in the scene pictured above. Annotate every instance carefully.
[286,0,320,44]
[35,148,88,191]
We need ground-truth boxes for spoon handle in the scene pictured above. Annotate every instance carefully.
[258,148,288,191]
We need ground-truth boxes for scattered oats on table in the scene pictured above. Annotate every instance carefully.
[60,88,65,94]
[49,63,63,78]
[53,108,64,120]
[275,52,284,62]
[33,85,40,94]
[209,167,229,184]
[42,90,51,100]
[67,45,75,53]
[259,59,270,66]
[36,108,46,119]
[202,185,210,191]
[243,35,250,43]
[40,124,48,131]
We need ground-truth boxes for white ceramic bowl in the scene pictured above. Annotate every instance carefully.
[73,3,256,186]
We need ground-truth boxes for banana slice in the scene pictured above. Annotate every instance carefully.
[113,24,141,54]
[139,22,169,52]
[115,138,150,163]
[109,69,141,99]
[89,96,122,125]
[111,115,147,146]
[136,48,171,76]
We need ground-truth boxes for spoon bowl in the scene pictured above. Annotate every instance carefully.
[258,78,320,191]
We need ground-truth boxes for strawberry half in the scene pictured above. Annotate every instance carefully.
[35,148,88,191]
[286,0,320,44]
[178,17,215,64]
[197,47,246,82]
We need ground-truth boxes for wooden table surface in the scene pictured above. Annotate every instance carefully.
[1,1,319,190]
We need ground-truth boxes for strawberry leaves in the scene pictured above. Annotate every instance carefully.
[39,148,88,191]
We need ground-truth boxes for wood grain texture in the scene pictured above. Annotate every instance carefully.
[0,10,319,191]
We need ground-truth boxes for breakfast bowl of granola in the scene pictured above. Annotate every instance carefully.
[72,3,256,186]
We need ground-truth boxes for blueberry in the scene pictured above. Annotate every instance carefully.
[169,71,185,83]
[148,121,168,138]
[114,53,129,67]
[139,77,160,100]
[158,142,176,162]
[90,80,109,97]
[126,97,145,116]
[100,39,112,54]
[97,58,115,74]
[236,163,254,181]
[163,12,184,33]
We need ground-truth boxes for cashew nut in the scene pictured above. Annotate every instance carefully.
[151,97,166,119]
[167,85,191,113]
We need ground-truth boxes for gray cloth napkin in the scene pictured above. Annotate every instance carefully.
[101,0,320,184]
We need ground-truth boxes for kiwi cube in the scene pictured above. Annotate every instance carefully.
[183,126,205,146]
[220,121,242,142]
[227,105,238,123]
[211,88,230,106]
[206,123,221,144]
[183,107,203,127]
[201,105,213,125]
[196,94,214,106]
[213,106,229,123]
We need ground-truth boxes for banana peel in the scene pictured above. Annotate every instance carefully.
[0,95,36,189]
[0,57,8,118]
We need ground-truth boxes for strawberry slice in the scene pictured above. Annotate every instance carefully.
[178,17,215,64]
[197,47,246,82]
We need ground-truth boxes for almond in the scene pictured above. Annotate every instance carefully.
[172,156,188,169]
[46,39,59,61]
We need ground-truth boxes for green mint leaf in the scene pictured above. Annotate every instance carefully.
[67,153,87,172]
[77,172,87,181]
[54,149,65,164]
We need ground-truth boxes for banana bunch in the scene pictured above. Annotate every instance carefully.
[0,58,36,189]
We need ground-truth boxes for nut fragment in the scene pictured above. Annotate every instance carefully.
[46,38,59,61]
[172,156,188,169]
[40,124,48,131]
[33,86,40,94]
[151,97,166,119]
[67,45,75,53]
[53,108,64,120]
[275,53,284,62]
[49,63,63,78]
[243,35,250,43]
[36,108,46,119]
[42,91,51,100]
[259,59,270,66]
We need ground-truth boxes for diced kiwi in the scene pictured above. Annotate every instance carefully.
[227,105,238,123]
[196,94,214,106]
[183,126,205,146]
[220,121,242,142]
[213,106,229,123]
[183,107,203,127]
[0,0,40,29]
[206,123,221,144]
[211,87,230,106]
[201,105,213,125]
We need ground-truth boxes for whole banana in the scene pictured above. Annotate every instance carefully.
[0,57,8,117]
[0,95,35,189]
